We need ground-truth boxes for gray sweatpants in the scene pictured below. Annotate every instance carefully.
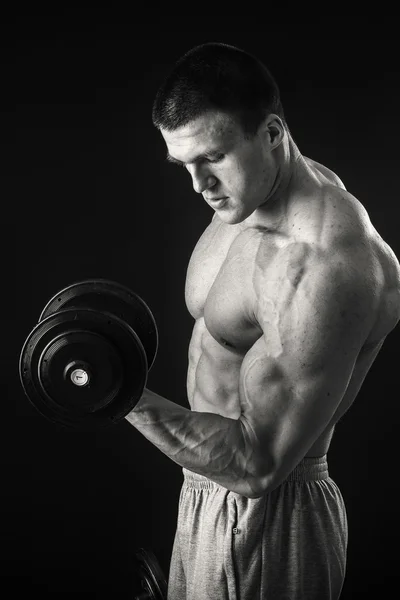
[168,455,348,599]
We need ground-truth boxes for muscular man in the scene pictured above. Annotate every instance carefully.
[125,43,400,599]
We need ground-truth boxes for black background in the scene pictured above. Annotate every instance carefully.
[4,15,400,598]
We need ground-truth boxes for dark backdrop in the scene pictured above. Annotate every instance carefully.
[4,18,399,599]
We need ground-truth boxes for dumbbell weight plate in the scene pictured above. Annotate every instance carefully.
[39,279,158,372]
[19,308,148,429]
[135,548,168,600]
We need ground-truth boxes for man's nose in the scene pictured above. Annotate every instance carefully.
[188,165,217,194]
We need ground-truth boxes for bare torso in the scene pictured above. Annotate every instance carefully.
[184,157,400,458]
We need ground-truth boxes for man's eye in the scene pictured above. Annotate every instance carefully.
[208,154,224,164]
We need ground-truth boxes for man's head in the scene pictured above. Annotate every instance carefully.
[152,42,288,224]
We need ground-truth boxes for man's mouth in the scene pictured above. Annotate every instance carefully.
[207,197,228,209]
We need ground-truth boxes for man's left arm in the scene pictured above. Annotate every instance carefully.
[125,251,373,498]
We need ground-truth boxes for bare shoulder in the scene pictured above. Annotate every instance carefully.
[253,186,400,344]
[289,172,378,251]
[304,156,347,190]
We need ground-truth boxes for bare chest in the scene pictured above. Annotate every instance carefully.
[185,220,285,352]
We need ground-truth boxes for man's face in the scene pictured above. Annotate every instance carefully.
[161,111,277,225]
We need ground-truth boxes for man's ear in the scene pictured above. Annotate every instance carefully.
[261,114,285,149]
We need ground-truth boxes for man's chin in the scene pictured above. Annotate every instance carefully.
[216,205,251,226]
[217,213,244,226]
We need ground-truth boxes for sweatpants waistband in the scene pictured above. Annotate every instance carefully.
[182,455,329,490]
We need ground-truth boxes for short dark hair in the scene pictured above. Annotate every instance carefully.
[152,42,285,137]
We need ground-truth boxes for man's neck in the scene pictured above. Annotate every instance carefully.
[243,135,304,232]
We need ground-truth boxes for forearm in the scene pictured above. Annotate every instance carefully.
[124,388,263,497]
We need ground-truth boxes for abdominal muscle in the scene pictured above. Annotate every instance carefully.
[187,318,243,418]
[187,317,335,459]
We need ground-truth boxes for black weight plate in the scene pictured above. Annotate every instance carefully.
[39,329,123,413]
[39,279,158,372]
[135,548,167,600]
[19,308,148,430]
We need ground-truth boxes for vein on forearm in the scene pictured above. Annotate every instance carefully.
[124,389,260,493]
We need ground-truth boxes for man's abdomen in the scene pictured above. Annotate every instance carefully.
[187,318,244,418]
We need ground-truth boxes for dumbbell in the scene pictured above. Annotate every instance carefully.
[19,279,158,429]
[135,548,168,600]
